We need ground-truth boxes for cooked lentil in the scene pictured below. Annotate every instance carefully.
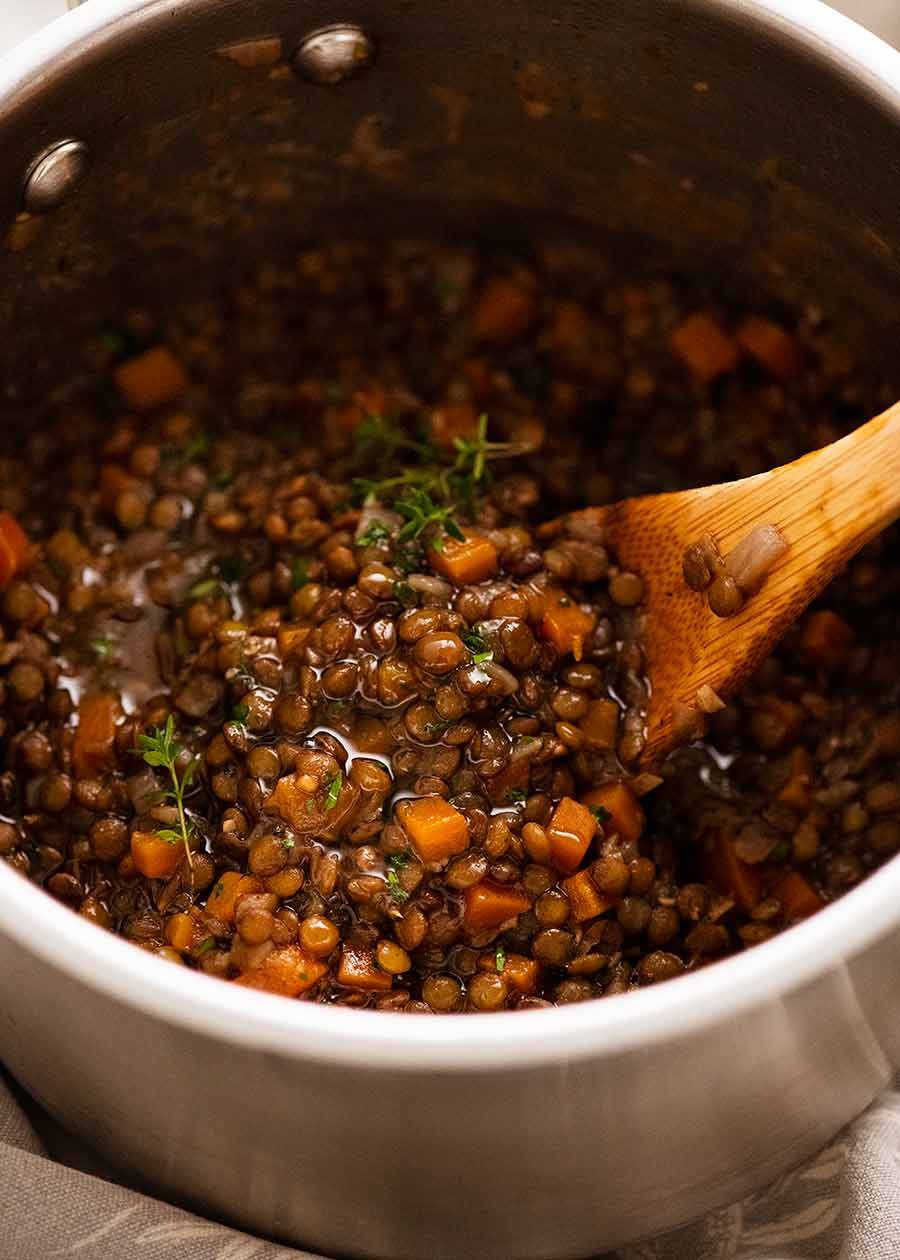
[0,240,896,1012]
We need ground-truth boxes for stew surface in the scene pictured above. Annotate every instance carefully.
[1,240,897,1010]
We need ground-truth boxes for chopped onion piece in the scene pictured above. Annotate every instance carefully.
[695,684,726,714]
[481,660,519,695]
[724,524,788,595]
[407,573,452,601]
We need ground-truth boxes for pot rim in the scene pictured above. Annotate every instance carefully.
[2,0,900,1072]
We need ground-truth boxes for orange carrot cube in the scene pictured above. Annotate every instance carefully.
[772,870,824,921]
[703,830,762,912]
[471,278,536,345]
[778,746,814,811]
[73,694,121,779]
[670,312,739,383]
[800,610,853,669]
[736,316,803,381]
[429,532,498,585]
[0,513,29,586]
[398,797,469,863]
[547,796,597,873]
[130,830,183,880]
[497,952,540,995]
[563,868,615,922]
[206,871,263,925]
[235,945,327,997]
[539,588,596,660]
[114,346,188,412]
[464,881,530,932]
[430,402,479,449]
[582,783,644,845]
[165,912,197,952]
[337,945,393,991]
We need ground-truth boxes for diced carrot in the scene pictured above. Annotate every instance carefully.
[703,829,762,912]
[353,384,390,418]
[486,757,530,806]
[563,868,615,923]
[235,945,328,997]
[353,715,392,755]
[778,746,814,811]
[497,952,540,995]
[429,532,498,585]
[539,588,596,660]
[547,796,597,873]
[462,357,492,402]
[130,830,183,880]
[670,312,739,383]
[430,402,479,449]
[800,610,853,669]
[165,912,197,952]
[544,300,593,364]
[736,316,803,381]
[276,624,311,659]
[750,695,806,752]
[114,346,188,412]
[582,783,645,845]
[398,796,469,863]
[772,870,824,921]
[206,871,262,925]
[72,694,121,779]
[0,513,29,586]
[337,945,393,991]
[464,881,530,932]
[471,278,536,345]
[579,698,620,749]
[99,463,138,510]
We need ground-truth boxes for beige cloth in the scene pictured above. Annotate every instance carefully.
[3,1070,900,1259]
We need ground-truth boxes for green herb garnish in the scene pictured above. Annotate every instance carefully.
[772,839,791,862]
[386,852,410,902]
[353,414,430,468]
[324,771,342,810]
[188,577,222,602]
[352,413,522,532]
[281,837,295,851]
[136,715,197,869]
[355,520,391,548]
[462,626,493,665]
[505,788,527,804]
[393,579,416,605]
[305,798,317,813]
[395,487,465,546]
[90,635,114,661]
[231,703,249,724]
[495,944,506,973]
[590,804,612,824]
[212,469,234,489]
[290,557,309,590]
[181,431,211,464]
[195,937,216,956]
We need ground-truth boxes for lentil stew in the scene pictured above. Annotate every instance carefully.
[1,240,897,1011]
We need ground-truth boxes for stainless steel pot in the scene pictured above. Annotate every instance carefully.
[2,3,900,1257]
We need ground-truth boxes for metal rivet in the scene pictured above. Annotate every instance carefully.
[292,24,374,85]
[23,139,91,214]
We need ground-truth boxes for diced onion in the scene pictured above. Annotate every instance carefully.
[724,524,788,595]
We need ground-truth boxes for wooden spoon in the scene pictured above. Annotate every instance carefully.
[546,400,900,767]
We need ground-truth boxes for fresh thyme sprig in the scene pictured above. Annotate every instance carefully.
[352,413,525,544]
[136,715,198,869]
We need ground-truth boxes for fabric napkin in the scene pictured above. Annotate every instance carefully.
[3,1068,899,1259]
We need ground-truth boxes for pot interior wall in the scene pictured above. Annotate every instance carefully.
[0,0,899,420]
